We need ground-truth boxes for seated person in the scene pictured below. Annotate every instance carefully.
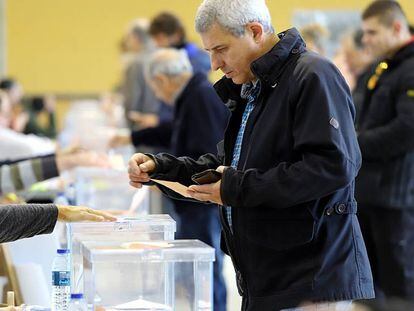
[0,78,27,133]
[0,150,109,196]
[23,95,56,138]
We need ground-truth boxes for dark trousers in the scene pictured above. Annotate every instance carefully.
[173,200,227,311]
[358,205,414,304]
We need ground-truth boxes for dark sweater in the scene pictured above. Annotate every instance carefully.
[0,204,58,243]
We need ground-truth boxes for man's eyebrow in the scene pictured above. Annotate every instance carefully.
[206,44,225,52]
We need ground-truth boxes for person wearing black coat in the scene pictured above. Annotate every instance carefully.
[128,1,375,310]
[356,1,414,305]
[127,48,229,311]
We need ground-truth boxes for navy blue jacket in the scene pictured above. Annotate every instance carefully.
[149,29,374,310]
[355,40,414,209]
[132,72,228,159]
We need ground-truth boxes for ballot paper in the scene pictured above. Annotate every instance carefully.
[151,179,192,198]
[113,298,172,310]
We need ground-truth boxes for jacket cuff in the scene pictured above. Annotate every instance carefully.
[45,204,59,233]
[221,167,243,207]
[41,155,59,180]
[143,153,162,185]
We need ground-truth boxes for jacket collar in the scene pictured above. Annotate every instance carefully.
[214,28,306,104]
[175,72,206,104]
[387,38,414,68]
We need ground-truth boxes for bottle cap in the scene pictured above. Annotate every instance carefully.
[57,249,70,254]
[70,293,83,299]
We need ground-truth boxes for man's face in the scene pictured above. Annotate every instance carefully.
[152,33,171,48]
[342,37,372,74]
[362,17,397,60]
[151,33,181,48]
[126,33,141,53]
[201,23,260,84]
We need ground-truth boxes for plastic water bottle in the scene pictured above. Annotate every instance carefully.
[54,192,69,206]
[51,249,71,311]
[65,183,77,206]
[68,294,87,311]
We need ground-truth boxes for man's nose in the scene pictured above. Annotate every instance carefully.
[210,54,223,72]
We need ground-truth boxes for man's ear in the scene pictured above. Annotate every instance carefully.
[153,74,169,86]
[246,22,265,43]
[392,20,403,37]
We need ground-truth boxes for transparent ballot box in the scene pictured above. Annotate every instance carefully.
[68,215,176,294]
[74,167,142,212]
[82,240,214,311]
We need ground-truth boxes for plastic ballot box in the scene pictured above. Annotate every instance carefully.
[74,167,142,212]
[67,215,176,295]
[82,239,214,311]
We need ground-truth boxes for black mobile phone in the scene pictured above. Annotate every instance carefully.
[191,169,222,185]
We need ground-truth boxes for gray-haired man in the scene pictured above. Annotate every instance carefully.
[128,0,375,310]
[124,48,229,311]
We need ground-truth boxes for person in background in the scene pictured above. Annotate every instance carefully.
[356,0,414,306]
[340,29,374,120]
[0,90,11,128]
[119,19,160,130]
[114,49,228,311]
[149,12,210,75]
[23,95,56,138]
[299,23,329,56]
[129,12,214,132]
[0,78,27,133]
[0,150,109,196]
[0,91,109,196]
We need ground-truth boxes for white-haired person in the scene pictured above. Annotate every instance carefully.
[114,48,229,311]
[128,0,375,310]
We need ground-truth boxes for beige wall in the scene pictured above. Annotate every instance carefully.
[5,0,414,94]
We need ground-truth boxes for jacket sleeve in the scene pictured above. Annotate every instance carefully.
[221,60,361,209]
[357,73,414,161]
[0,155,59,195]
[148,152,223,201]
[131,121,173,149]
[0,204,58,243]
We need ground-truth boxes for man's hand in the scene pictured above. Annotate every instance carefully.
[57,205,117,222]
[187,180,223,205]
[187,166,227,204]
[128,153,156,188]
[109,133,132,148]
[128,111,159,129]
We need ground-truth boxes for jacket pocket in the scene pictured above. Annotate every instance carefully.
[244,207,316,251]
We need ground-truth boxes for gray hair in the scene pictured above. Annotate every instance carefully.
[145,48,193,80]
[128,19,153,48]
[195,0,274,37]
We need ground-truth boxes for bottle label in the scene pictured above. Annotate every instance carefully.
[52,271,70,286]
